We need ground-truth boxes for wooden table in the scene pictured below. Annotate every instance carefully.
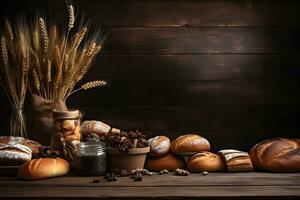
[0,172,300,199]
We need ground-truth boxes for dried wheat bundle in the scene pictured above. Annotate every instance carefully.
[0,18,30,137]
[28,1,108,101]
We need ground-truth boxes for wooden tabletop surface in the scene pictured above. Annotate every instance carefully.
[0,172,300,199]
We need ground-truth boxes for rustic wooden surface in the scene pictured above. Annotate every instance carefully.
[0,0,299,152]
[0,173,300,199]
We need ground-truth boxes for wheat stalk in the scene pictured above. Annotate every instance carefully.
[67,80,107,98]
[39,18,49,54]
[68,5,75,31]
[4,20,13,41]
[81,80,107,89]
[26,2,107,102]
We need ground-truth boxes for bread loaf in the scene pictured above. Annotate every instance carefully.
[0,136,41,156]
[81,120,111,138]
[0,144,32,166]
[218,149,253,172]
[171,134,210,154]
[187,151,225,172]
[17,157,69,180]
[250,138,300,172]
[145,153,185,171]
[148,136,170,157]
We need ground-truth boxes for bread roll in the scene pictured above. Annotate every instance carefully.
[218,149,253,172]
[171,134,210,154]
[187,151,225,172]
[81,120,111,138]
[250,138,300,172]
[0,136,41,156]
[17,157,69,180]
[148,136,170,157]
[145,153,185,171]
[0,144,32,166]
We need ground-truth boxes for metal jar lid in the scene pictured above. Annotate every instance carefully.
[53,109,80,119]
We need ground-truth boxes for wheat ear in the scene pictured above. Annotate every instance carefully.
[81,80,107,89]
[68,5,75,31]
[39,18,49,53]
[4,20,14,41]
[67,80,107,98]
[0,37,8,67]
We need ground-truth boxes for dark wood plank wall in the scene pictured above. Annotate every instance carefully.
[0,0,300,151]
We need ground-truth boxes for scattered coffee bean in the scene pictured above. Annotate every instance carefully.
[133,173,143,181]
[174,168,189,176]
[91,177,101,183]
[106,176,117,182]
[159,169,169,175]
[202,171,209,176]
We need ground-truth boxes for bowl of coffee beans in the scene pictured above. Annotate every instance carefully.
[106,130,149,171]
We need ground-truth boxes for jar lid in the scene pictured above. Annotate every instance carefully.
[53,109,80,119]
[79,141,106,152]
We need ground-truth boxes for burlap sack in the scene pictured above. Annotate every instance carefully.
[27,94,67,145]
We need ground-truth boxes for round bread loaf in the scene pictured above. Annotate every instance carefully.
[170,134,210,154]
[0,136,41,156]
[148,136,170,157]
[17,157,69,180]
[0,144,32,166]
[250,138,300,172]
[187,151,225,172]
[145,153,185,171]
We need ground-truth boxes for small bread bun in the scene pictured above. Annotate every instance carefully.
[187,151,225,172]
[148,136,170,157]
[145,153,185,171]
[17,157,69,180]
[171,134,210,154]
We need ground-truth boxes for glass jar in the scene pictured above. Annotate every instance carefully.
[52,109,81,166]
[76,142,106,176]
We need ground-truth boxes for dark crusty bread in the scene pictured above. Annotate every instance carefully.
[145,153,185,171]
[218,149,253,172]
[0,136,41,156]
[0,144,32,166]
[17,157,69,180]
[170,134,210,154]
[249,138,300,172]
[187,151,225,172]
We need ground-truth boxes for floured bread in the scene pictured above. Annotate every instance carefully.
[0,143,32,166]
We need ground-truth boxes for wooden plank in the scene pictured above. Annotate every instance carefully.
[1,173,300,187]
[0,186,300,199]
[64,106,300,132]
[91,54,300,80]
[68,80,300,106]
[103,27,300,54]
[46,0,300,26]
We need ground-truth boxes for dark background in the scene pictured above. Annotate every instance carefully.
[0,0,300,151]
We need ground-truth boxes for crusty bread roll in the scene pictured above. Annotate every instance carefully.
[17,157,69,180]
[0,144,32,166]
[218,149,253,172]
[148,136,170,157]
[81,120,111,137]
[170,134,210,154]
[145,153,185,171]
[250,138,300,172]
[0,136,41,156]
[187,151,225,172]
